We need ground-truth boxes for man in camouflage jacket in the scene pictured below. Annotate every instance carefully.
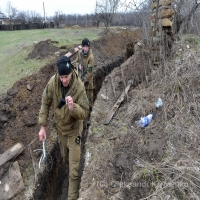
[75,38,95,108]
[38,55,89,200]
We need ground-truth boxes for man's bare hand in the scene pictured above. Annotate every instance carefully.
[65,52,72,57]
[38,126,46,141]
[65,96,74,111]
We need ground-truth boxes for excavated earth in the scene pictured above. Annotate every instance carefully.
[0,28,144,200]
[2,27,200,200]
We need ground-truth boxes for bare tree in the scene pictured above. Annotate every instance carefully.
[6,1,18,23]
[119,0,200,35]
[92,12,101,27]
[16,11,27,24]
[173,0,200,35]
[53,11,65,27]
[119,0,151,41]
[28,11,42,23]
[95,0,120,28]
[6,1,12,20]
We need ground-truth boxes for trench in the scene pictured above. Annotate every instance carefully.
[31,52,130,200]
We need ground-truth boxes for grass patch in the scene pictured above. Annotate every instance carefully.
[0,27,103,95]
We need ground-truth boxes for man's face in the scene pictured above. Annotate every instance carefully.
[83,45,89,54]
[59,73,72,87]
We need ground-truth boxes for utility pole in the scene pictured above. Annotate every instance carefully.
[85,14,87,26]
[43,2,45,22]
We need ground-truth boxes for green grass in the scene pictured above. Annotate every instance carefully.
[0,27,103,95]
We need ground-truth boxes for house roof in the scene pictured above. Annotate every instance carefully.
[0,12,9,20]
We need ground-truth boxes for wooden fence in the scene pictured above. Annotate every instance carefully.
[0,22,54,31]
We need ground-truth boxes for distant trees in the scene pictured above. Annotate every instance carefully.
[28,11,43,23]
[4,1,43,24]
[94,0,121,28]
[53,11,65,27]
[1,0,200,36]
[51,12,95,27]
[14,10,42,24]
[15,11,26,24]
[2,0,148,28]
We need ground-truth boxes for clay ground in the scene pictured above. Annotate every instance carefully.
[1,27,200,200]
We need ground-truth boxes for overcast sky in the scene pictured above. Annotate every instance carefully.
[0,0,97,17]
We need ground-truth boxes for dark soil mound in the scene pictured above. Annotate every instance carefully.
[27,40,60,59]
[92,28,142,65]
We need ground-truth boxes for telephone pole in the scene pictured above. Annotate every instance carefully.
[43,2,45,21]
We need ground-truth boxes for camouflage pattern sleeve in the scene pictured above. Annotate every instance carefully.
[70,89,89,120]
[38,81,53,126]
[84,54,94,83]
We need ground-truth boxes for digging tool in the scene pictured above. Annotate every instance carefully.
[0,143,24,167]
[65,45,82,74]
[104,80,133,125]
[65,45,82,58]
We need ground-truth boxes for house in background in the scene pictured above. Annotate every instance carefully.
[0,12,9,25]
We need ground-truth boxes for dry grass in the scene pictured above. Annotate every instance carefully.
[79,35,200,199]
[124,37,200,199]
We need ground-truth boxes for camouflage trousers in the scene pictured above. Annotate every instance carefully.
[86,88,94,108]
[57,131,81,200]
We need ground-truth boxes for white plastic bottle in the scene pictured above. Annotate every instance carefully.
[155,98,163,108]
[137,113,154,127]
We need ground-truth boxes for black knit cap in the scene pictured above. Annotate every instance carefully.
[82,38,90,47]
[56,56,72,76]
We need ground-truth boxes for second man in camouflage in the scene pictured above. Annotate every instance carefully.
[75,38,95,109]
